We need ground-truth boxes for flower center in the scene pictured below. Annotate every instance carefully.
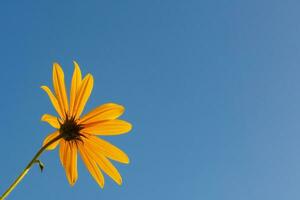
[59,117,83,141]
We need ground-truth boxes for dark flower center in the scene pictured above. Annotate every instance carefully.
[59,117,83,141]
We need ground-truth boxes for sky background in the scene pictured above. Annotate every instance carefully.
[0,0,300,200]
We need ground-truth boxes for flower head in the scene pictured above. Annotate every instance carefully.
[41,62,132,187]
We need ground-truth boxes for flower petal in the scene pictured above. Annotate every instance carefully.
[53,63,69,117]
[83,136,129,164]
[43,131,61,150]
[41,86,64,118]
[79,103,124,124]
[82,119,132,136]
[86,147,122,185]
[69,61,82,117]
[41,114,60,129]
[78,143,104,188]
[73,74,94,119]
[62,142,78,186]
[59,140,67,167]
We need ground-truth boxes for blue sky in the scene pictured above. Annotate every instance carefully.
[1,0,300,199]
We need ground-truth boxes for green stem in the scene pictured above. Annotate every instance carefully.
[0,135,63,200]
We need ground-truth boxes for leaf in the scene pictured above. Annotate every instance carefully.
[34,160,45,172]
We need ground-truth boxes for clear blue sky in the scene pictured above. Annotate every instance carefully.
[0,0,300,199]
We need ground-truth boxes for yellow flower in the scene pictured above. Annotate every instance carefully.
[41,62,132,188]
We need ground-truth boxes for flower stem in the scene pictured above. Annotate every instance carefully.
[0,135,63,200]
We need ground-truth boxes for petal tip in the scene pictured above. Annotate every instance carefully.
[125,157,130,164]
[53,63,63,74]
[73,61,82,75]
[53,62,60,67]
[67,177,77,187]
[73,60,79,67]
[86,73,94,80]
[117,179,123,185]
[69,182,75,187]
[41,114,46,121]
[127,122,133,132]
[97,179,104,188]
[119,104,125,113]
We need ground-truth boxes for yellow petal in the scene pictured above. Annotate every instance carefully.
[41,86,64,118]
[62,142,78,186]
[70,142,78,186]
[78,143,104,188]
[82,119,132,136]
[59,140,67,167]
[69,61,82,117]
[87,147,122,185]
[73,74,94,119]
[53,63,69,117]
[79,103,125,124]
[43,131,61,150]
[41,114,60,129]
[83,136,129,164]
